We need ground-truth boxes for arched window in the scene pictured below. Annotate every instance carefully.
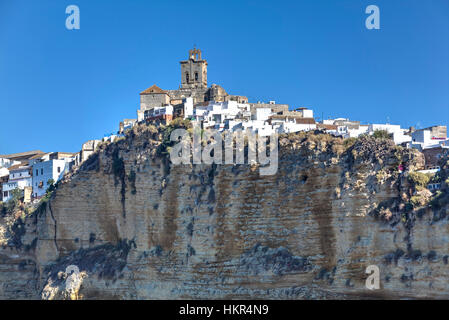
[195,72,198,81]
[186,72,189,82]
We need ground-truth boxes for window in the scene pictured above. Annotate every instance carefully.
[3,191,7,198]
[58,167,61,173]
[36,169,38,176]
[186,72,189,82]
[41,168,43,175]
[195,72,198,81]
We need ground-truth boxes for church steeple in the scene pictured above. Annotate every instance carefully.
[180,48,208,89]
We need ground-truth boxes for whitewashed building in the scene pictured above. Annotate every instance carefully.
[32,153,75,198]
[2,164,32,202]
[194,101,251,130]
[0,157,20,169]
[409,126,448,151]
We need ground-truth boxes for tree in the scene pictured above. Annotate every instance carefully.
[10,188,23,204]
[46,179,56,193]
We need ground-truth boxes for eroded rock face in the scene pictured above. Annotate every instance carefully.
[1,125,448,299]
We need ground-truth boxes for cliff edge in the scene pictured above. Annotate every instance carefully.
[1,122,448,299]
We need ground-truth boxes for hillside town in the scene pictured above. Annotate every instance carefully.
[1,48,448,203]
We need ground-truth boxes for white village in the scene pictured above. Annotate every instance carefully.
[1,49,447,203]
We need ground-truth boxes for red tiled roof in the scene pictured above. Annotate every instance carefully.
[140,84,168,95]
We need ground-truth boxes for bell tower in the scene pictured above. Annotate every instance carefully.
[180,48,208,89]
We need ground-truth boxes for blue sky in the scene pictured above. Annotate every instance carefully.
[0,0,448,154]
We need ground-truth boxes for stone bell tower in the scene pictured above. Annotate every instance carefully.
[180,48,208,89]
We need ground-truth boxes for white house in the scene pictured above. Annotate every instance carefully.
[2,164,32,202]
[194,101,251,131]
[144,105,174,122]
[81,140,101,163]
[29,152,76,198]
[242,120,276,136]
[270,116,316,134]
[32,158,72,198]
[0,157,20,169]
[255,108,272,122]
[0,167,8,179]
[410,126,448,151]
[183,97,194,119]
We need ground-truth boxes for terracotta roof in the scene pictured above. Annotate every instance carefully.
[140,84,168,95]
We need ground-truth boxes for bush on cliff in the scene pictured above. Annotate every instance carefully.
[156,119,192,156]
[373,130,393,140]
[343,137,357,149]
[408,171,431,188]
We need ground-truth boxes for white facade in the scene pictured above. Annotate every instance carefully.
[81,140,101,163]
[301,109,314,118]
[410,129,448,150]
[183,97,194,119]
[242,120,276,137]
[255,108,272,121]
[2,165,32,202]
[0,167,9,178]
[194,101,251,130]
[0,157,20,169]
[146,105,174,119]
[32,159,71,198]
[278,121,316,134]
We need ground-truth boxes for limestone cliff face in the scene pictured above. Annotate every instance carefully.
[1,124,449,300]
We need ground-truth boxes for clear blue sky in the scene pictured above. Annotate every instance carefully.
[0,0,448,154]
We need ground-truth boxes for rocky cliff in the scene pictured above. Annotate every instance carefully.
[1,122,449,300]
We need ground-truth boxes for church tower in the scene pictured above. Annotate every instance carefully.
[180,48,208,89]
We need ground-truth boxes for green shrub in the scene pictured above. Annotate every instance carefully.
[115,136,126,143]
[410,195,425,207]
[429,191,449,209]
[343,137,357,149]
[373,130,392,140]
[172,118,192,129]
[147,124,158,134]
[408,171,431,188]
